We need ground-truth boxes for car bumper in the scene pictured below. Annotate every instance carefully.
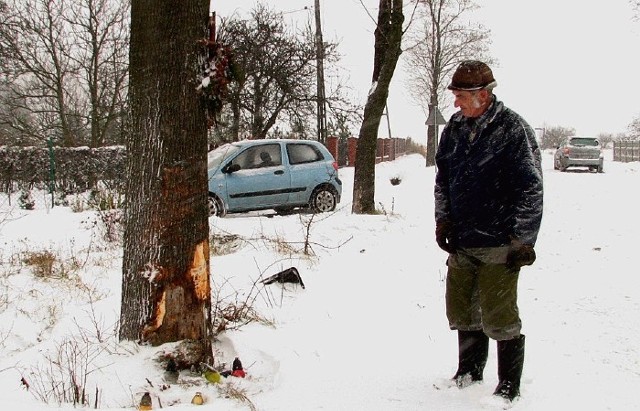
[562,157,602,167]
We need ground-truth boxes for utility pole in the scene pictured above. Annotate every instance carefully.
[314,0,327,144]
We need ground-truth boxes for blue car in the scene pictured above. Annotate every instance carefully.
[207,139,342,216]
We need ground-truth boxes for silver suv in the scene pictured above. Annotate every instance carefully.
[554,137,604,173]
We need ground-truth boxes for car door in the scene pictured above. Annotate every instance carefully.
[285,142,329,204]
[224,143,291,211]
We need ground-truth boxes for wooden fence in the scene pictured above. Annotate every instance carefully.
[613,140,640,162]
[326,136,412,167]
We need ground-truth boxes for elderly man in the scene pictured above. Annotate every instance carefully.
[434,60,543,401]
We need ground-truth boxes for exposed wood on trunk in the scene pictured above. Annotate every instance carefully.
[120,0,213,364]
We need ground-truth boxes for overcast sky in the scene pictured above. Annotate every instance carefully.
[212,0,640,141]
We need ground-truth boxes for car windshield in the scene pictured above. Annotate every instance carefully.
[207,143,243,169]
[570,138,599,147]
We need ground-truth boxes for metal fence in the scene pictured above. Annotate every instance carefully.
[613,140,640,162]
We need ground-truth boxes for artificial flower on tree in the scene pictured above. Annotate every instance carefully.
[197,12,242,128]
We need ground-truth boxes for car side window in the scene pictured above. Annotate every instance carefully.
[286,143,324,165]
[232,144,282,169]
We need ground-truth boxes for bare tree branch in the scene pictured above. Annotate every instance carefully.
[404,0,493,165]
[0,0,128,147]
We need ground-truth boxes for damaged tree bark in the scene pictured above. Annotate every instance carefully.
[120,0,213,363]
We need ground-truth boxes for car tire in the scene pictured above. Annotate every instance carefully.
[597,164,604,173]
[309,185,337,213]
[208,195,226,217]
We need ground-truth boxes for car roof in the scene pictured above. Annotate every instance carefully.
[231,139,323,147]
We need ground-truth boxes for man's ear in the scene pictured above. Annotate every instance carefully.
[478,89,493,105]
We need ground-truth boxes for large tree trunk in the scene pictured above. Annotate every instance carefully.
[352,0,404,214]
[120,0,213,362]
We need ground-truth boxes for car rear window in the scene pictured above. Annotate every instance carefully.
[570,138,599,147]
[286,143,324,165]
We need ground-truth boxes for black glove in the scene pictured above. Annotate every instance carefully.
[506,240,536,269]
[435,219,456,254]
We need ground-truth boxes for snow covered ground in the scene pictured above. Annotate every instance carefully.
[1,148,638,410]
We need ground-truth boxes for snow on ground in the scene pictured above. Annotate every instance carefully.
[0,148,638,410]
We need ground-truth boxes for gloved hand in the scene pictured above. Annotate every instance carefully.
[506,240,536,269]
[435,219,456,254]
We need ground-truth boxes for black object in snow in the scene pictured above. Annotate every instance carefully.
[261,267,305,289]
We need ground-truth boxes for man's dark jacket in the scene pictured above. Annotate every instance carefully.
[434,96,543,248]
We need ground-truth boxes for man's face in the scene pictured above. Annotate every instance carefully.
[452,89,488,118]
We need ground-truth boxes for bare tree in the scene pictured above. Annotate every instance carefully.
[628,114,640,139]
[632,0,640,21]
[596,132,614,149]
[404,0,492,166]
[352,0,404,214]
[0,0,80,146]
[0,0,128,147]
[541,125,575,149]
[119,0,213,364]
[218,5,319,141]
[66,0,129,147]
[0,78,39,146]
[213,5,358,145]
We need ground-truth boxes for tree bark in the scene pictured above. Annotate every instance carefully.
[352,0,404,214]
[120,0,213,362]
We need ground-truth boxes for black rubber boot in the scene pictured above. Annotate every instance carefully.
[452,330,489,388]
[493,334,525,401]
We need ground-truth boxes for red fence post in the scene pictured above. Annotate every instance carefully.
[326,136,338,161]
[387,139,395,161]
[347,137,358,166]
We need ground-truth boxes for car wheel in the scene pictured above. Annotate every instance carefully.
[309,185,337,213]
[597,164,604,173]
[208,195,226,217]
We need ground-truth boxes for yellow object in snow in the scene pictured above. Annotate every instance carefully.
[204,369,222,384]
[139,392,152,410]
[191,392,204,405]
